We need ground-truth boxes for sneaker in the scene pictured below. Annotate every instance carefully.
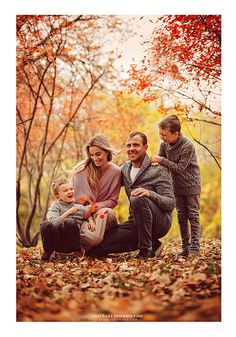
[177,249,189,257]
[153,241,165,257]
[137,248,155,259]
[189,250,199,257]
[41,250,53,261]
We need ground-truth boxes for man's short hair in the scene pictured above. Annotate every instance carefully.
[158,114,181,134]
[128,131,148,145]
[51,177,70,195]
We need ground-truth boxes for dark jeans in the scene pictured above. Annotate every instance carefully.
[175,194,201,252]
[89,196,171,257]
[130,195,171,250]
[40,218,81,253]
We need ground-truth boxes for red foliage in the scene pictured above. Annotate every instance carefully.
[153,15,221,81]
[123,15,221,101]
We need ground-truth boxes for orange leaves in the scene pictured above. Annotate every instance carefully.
[84,200,97,218]
[77,194,89,205]
[76,195,99,218]
[137,78,150,91]
[17,238,221,322]
[143,94,158,102]
[124,63,152,94]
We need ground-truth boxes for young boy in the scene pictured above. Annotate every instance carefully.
[151,114,201,257]
[40,177,96,261]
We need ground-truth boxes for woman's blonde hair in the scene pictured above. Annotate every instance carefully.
[72,134,119,188]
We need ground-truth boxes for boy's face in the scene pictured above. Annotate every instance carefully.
[56,183,75,203]
[159,127,179,145]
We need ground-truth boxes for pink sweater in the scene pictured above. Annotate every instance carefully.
[72,163,121,209]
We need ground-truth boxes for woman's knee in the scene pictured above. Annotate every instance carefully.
[96,208,117,220]
[96,207,112,215]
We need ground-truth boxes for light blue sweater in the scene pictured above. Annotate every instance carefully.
[46,200,86,227]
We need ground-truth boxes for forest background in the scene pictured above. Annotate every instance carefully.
[16,15,221,248]
[5,0,235,335]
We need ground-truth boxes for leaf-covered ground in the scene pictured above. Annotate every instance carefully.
[17,238,221,322]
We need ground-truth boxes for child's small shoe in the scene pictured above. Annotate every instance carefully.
[41,250,53,261]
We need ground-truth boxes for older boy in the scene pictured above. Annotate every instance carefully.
[152,115,201,257]
[40,178,95,261]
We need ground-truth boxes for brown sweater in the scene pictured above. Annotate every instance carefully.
[159,133,201,195]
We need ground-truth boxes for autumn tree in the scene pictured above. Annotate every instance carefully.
[16,15,129,247]
[123,15,221,168]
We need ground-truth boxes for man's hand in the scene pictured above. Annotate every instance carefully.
[131,188,150,197]
[150,154,162,166]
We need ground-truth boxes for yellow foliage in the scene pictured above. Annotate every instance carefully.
[18,89,221,240]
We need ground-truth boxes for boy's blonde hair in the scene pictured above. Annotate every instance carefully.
[51,177,70,196]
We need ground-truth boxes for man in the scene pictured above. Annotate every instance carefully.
[89,131,175,259]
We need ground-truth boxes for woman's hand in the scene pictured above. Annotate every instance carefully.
[88,218,96,232]
[131,188,150,197]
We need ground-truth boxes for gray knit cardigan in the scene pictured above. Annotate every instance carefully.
[121,154,175,219]
[159,133,201,195]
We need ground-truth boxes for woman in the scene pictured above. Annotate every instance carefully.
[72,134,121,252]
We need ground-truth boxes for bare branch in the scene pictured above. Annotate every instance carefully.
[193,137,221,170]
[16,117,33,125]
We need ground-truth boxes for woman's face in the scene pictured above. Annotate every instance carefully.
[89,146,109,168]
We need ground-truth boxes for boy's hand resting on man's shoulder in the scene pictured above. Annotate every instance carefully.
[150,154,162,166]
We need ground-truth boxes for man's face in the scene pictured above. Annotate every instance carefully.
[56,183,75,203]
[126,135,148,166]
[159,127,179,144]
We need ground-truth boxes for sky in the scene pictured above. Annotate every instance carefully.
[114,15,158,71]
